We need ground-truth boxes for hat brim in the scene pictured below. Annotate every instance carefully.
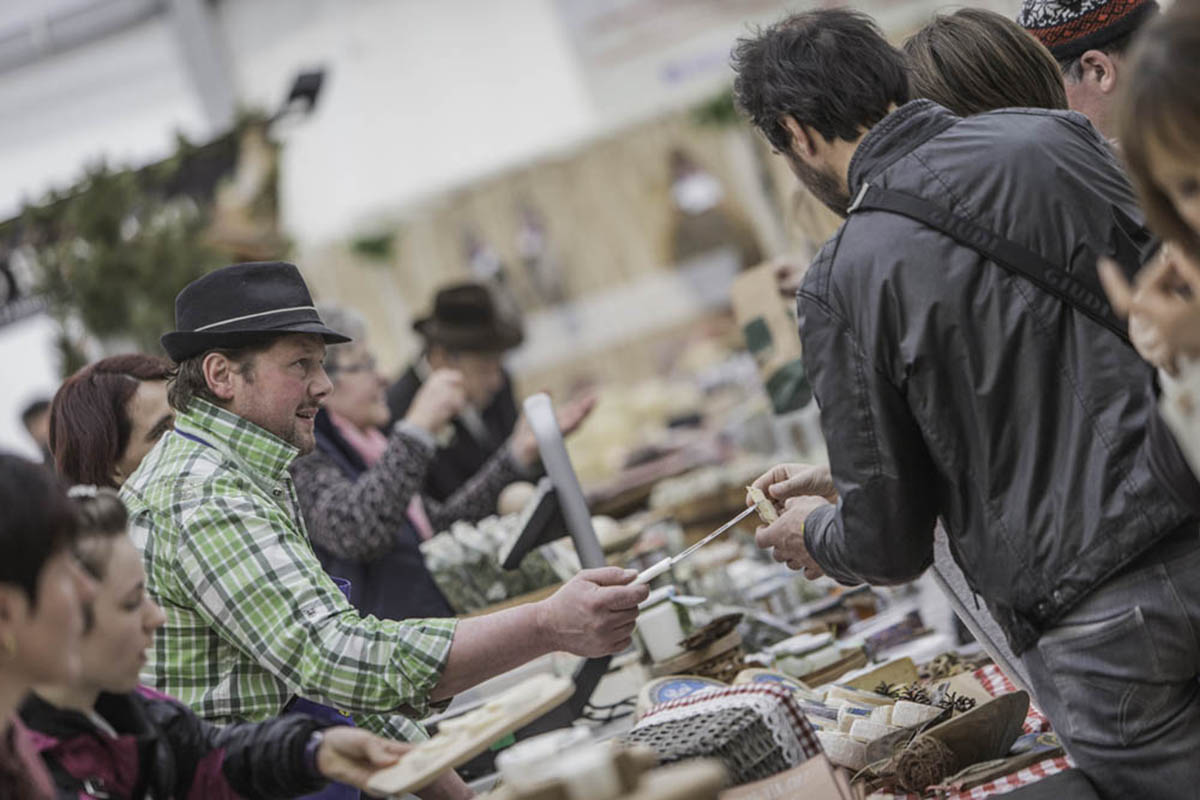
[412,317,524,352]
[162,322,351,362]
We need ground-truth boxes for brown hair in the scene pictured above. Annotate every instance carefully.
[49,354,171,488]
[904,8,1068,117]
[167,335,281,414]
[67,487,128,580]
[1117,6,1200,259]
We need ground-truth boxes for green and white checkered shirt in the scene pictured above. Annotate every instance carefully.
[121,398,457,742]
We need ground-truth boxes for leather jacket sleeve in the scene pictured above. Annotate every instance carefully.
[797,289,939,586]
[144,694,326,799]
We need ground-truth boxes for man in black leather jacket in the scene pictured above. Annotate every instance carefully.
[733,9,1199,796]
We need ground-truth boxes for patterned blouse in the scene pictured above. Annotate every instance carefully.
[290,420,529,561]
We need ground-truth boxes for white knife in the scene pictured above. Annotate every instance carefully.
[632,506,757,585]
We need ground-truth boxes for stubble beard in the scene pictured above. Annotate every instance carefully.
[789,154,851,218]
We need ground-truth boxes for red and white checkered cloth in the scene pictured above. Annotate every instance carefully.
[867,755,1075,800]
[972,665,1052,734]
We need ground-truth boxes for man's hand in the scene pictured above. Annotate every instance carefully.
[754,496,830,579]
[535,567,649,657]
[1099,245,1200,374]
[405,369,467,434]
[749,463,837,515]
[509,392,598,468]
[315,727,411,789]
[317,729,477,798]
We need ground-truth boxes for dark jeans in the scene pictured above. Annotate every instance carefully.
[1022,529,1200,800]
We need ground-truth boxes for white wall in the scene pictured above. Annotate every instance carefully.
[0,313,62,458]
[217,0,599,248]
[0,0,603,247]
[0,13,212,219]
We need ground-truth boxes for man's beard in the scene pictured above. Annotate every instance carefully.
[788,155,851,218]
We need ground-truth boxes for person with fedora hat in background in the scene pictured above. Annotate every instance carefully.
[387,282,595,505]
[120,261,648,799]
[1018,0,1159,143]
[291,302,567,624]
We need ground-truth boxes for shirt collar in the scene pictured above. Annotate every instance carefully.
[174,398,300,482]
[847,99,959,198]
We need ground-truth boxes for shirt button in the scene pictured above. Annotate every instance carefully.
[273,486,283,497]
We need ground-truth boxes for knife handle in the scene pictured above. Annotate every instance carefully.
[632,557,672,586]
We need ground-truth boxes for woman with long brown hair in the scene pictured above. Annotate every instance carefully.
[49,354,173,487]
[903,7,1068,117]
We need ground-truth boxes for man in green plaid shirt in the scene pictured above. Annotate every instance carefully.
[121,262,647,795]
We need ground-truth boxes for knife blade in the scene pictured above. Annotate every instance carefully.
[632,505,757,585]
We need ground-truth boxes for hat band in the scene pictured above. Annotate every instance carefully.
[193,305,319,332]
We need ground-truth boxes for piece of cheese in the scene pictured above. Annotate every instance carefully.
[848,719,895,742]
[836,705,872,732]
[746,486,779,524]
[891,700,942,728]
[817,732,868,771]
[825,685,894,708]
[870,705,893,726]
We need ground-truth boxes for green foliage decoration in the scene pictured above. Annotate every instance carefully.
[6,116,277,373]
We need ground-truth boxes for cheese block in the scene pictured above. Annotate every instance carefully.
[808,716,839,731]
[836,705,872,732]
[816,732,867,771]
[848,719,896,742]
[869,705,893,726]
[891,700,942,728]
[825,684,894,708]
[797,700,838,723]
[777,645,841,679]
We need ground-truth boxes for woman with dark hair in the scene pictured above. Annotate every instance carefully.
[903,7,1068,117]
[20,487,429,800]
[49,354,173,487]
[0,454,95,799]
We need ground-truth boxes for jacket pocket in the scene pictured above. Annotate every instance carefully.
[1037,605,1170,748]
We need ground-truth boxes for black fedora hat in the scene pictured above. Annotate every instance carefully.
[413,282,524,352]
[161,261,351,362]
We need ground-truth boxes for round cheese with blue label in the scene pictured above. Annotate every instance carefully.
[636,675,726,719]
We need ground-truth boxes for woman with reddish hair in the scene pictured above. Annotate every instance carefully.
[49,354,173,487]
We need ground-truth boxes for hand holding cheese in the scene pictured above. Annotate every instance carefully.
[748,462,838,512]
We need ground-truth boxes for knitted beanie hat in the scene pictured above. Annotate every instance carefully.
[1017,0,1158,61]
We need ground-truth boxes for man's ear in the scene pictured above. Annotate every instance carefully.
[202,352,238,402]
[1080,49,1119,94]
[781,115,819,160]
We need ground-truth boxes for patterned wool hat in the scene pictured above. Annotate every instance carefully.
[1017,0,1158,61]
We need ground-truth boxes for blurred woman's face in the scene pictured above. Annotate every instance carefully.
[4,550,95,688]
[112,380,173,486]
[1148,136,1200,240]
[76,534,165,694]
[326,341,390,430]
